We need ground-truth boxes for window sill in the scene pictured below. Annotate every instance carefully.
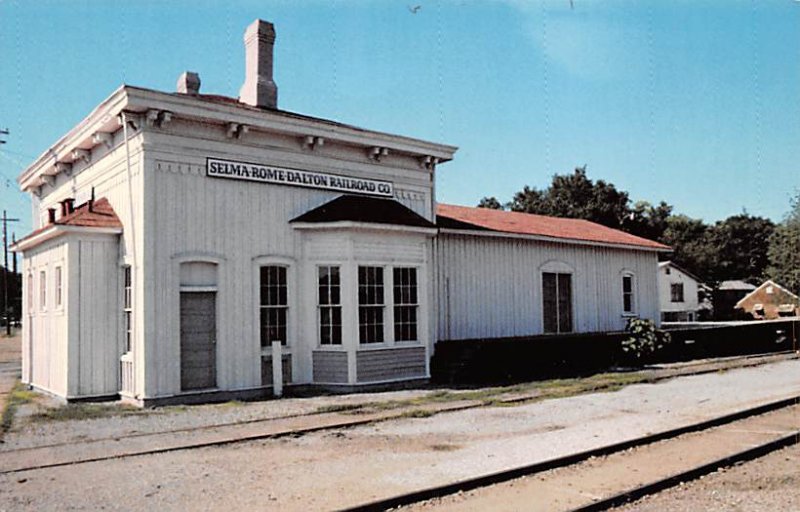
[358,343,423,351]
[621,312,638,318]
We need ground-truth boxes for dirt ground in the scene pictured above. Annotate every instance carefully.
[0,330,22,412]
[614,443,800,512]
[1,360,799,511]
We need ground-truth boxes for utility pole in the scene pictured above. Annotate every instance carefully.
[2,211,20,336]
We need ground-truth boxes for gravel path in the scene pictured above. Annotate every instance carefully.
[1,360,799,511]
[614,443,800,511]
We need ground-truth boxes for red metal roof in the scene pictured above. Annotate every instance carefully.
[436,203,670,251]
[13,198,122,249]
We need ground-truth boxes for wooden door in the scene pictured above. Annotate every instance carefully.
[180,292,217,391]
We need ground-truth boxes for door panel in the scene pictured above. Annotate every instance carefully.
[180,292,216,391]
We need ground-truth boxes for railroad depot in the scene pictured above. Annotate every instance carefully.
[12,20,669,405]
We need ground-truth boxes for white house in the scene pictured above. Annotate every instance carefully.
[658,261,705,322]
[13,20,668,405]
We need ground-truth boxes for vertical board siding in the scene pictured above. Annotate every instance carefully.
[436,234,660,341]
[260,355,293,385]
[312,351,348,383]
[355,347,426,382]
[76,237,121,397]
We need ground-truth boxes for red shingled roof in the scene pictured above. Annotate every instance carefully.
[13,198,122,250]
[436,203,670,251]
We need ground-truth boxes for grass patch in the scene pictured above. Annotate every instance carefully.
[2,381,34,435]
[29,403,145,423]
[315,403,368,414]
[396,409,435,419]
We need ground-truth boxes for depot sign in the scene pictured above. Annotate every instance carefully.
[207,157,394,197]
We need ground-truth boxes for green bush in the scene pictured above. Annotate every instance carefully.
[621,318,671,361]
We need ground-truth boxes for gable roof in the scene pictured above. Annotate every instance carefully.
[11,198,123,252]
[658,260,705,283]
[718,280,757,291]
[735,279,800,309]
[436,204,670,251]
[290,195,435,229]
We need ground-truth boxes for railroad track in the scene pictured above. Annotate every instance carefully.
[342,395,800,512]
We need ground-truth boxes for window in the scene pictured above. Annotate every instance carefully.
[27,273,33,313]
[123,266,132,352]
[542,272,572,334]
[318,266,342,345]
[670,283,684,303]
[766,285,774,295]
[393,267,418,341]
[260,266,288,346]
[39,270,46,310]
[358,266,384,343]
[55,266,63,308]
[622,273,635,314]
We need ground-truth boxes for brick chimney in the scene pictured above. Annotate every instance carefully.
[239,19,278,109]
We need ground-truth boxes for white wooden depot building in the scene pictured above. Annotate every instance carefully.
[13,20,668,405]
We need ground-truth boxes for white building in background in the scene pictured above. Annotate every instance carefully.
[657,261,706,322]
[13,20,668,406]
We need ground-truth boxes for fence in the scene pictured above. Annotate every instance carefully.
[430,320,799,385]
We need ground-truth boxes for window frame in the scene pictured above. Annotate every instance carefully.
[54,266,63,309]
[259,264,290,347]
[317,265,343,346]
[123,265,132,353]
[39,270,47,312]
[670,282,685,303]
[392,267,420,343]
[621,271,636,316]
[358,265,386,344]
[541,271,573,334]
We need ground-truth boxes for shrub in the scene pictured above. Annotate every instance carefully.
[622,318,672,361]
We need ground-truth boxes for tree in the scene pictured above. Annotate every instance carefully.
[660,214,715,281]
[477,196,504,210]
[509,166,630,229]
[766,193,800,294]
[707,214,774,283]
[623,200,673,242]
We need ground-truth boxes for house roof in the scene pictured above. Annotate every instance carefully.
[718,280,757,291]
[735,279,800,309]
[290,195,436,229]
[658,260,705,284]
[436,204,671,251]
[11,198,123,251]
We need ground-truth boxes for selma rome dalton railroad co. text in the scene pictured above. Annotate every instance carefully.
[207,157,394,197]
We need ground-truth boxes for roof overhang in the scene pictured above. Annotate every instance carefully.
[11,225,123,252]
[438,227,671,253]
[18,85,458,193]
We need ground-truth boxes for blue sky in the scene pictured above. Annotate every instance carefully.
[1,0,799,236]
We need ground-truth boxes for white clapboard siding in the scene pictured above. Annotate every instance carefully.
[436,233,660,341]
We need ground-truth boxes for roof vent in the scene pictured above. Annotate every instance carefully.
[177,71,201,95]
[239,19,278,109]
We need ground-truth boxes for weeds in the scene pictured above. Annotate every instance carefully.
[29,403,144,423]
[2,381,34,436]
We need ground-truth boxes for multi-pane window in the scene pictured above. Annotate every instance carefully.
[670,283,684,303]
[622,274,634,314]
[260,266,288,346]
[123,266,132,352]
[358,266,384,343]
[318,266,342,345]
[55,266,63,308]
[393,267,418,341]
[39,270,46,310]
[542,272,572,334]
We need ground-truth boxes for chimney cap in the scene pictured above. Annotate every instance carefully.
[244,19,275,41]
[177,71,201,95]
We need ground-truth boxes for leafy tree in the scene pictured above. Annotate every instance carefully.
[766,193,800,294]
[660,214,715,281]
[477,196,504,210]
[708,214,774,283]
[509,166,630,229]
[623,200,673,242]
